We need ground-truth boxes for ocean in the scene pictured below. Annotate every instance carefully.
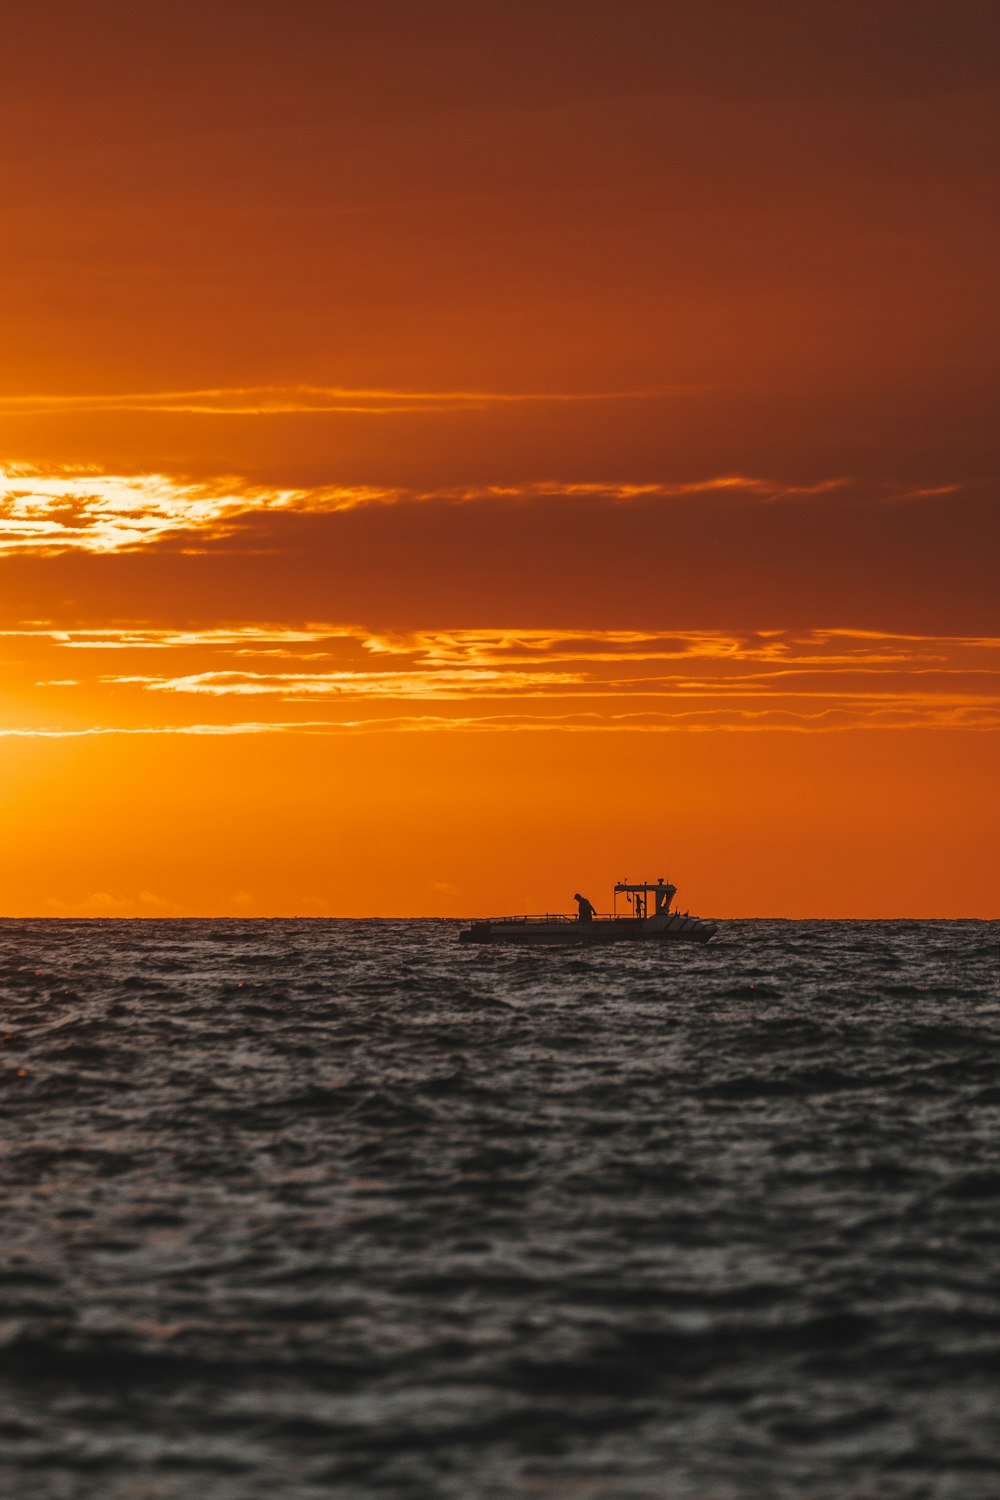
[2,918,998,1499]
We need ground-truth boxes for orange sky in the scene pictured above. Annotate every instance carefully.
[1,1,997,916]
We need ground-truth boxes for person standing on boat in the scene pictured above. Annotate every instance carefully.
[574,892,596,922]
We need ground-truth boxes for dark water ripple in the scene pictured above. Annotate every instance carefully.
[1,918,998,1498]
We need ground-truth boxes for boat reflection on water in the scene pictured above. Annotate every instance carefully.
[459,878,718,945]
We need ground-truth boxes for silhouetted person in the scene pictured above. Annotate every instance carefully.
[574,892,596,922]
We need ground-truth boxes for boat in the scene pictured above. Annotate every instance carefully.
[458,879,718,945]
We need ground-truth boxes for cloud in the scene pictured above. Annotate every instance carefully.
[0,468,389,553]
[0,383,677,417]
[1,625,346,650]
[4,625,997,735]
[4,707,999,737]
[1,466,969,557]
[102,668,587,698]
[0,724,266,737]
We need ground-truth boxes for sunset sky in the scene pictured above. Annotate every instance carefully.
[1,0,997,916]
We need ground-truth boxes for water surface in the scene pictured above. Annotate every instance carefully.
[2,919,998,1498]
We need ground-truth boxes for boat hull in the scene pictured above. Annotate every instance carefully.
[459,916,717,945]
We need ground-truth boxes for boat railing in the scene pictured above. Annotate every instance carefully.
[474,912,639,925]
[477,913,576,925]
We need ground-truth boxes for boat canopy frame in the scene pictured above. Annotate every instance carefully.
[613,879,676,919]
